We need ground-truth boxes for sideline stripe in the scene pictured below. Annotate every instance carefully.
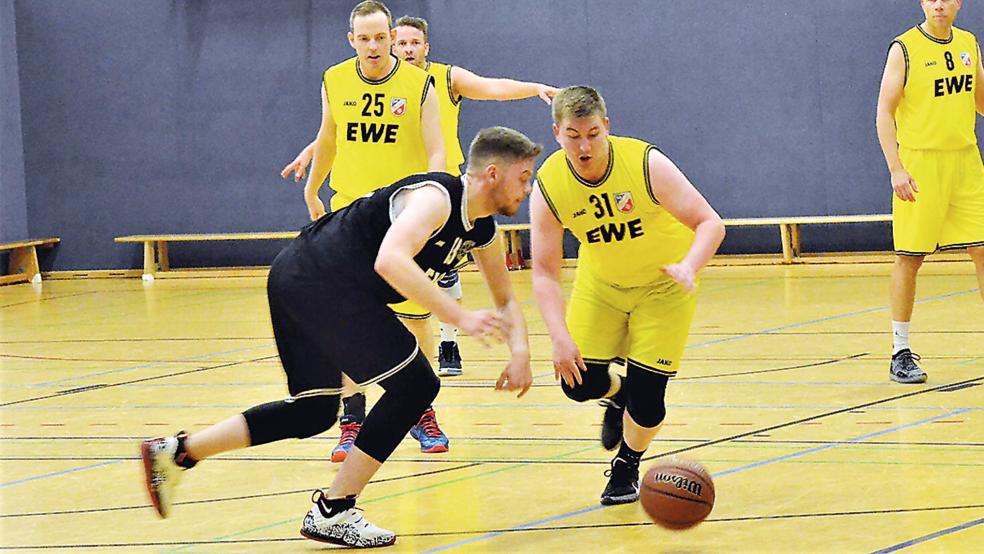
[0,461,121,488]
[871,517,984,553]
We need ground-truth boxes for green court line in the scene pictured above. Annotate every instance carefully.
[172,444,597,553]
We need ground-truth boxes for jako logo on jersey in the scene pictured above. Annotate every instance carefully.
[614,192,634,213]
[961,52,973,67]
[391,97,407,116]
[572,208,587,218]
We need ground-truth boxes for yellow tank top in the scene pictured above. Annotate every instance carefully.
[894,25,978,150]
[536,136,694,288]
[426,61,464,175]
[324,56,432,198]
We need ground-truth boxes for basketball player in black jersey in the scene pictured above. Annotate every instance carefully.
[139,127,540,547]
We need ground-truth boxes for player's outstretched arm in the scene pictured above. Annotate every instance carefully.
[530,183,586,387]
[420,81,447,172]
[451,66,559,105]
[472,237,533,397]
[646,150,725,292]
[281,141,315,182]
[303,85,338,220]
[376,186,504,345]
[876,42,917,202]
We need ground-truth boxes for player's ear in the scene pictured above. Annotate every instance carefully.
[485,163,497,183]
[347,32,355,49]
[603,117,610,133]
[552,123,561,142]
[390,28,397,41]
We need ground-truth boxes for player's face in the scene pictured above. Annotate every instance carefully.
[493,158,536,217]
[348,12,395,69]
[394,26,429,68]
[921,0,961,26]
[554,114,610,177]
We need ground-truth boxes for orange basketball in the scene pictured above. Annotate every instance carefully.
[640,458,715,530]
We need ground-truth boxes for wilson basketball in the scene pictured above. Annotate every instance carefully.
[640,459,715,530]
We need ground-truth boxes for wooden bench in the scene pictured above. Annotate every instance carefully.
[115,232,298,279]
[0,238,60,285]
[496,214,893,268]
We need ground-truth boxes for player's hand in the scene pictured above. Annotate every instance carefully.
[495,354,533,398]
[552,334,586,387]
[537,85,559,105]
[457,309,506,347]
[661,261,697,292]
[891,168,918,202]
[281,149,313,182]
[306,197,326,221]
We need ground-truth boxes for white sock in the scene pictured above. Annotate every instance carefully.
[892,321,910,355]
[440,322,457,343]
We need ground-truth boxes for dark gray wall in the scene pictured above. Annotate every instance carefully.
[11,1,984,269]
[1,0,28,244]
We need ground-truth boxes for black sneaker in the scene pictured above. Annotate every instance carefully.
[890,349,927,384]
[437,341,463,376]
[600,456,640,505]
[599,396,625,451]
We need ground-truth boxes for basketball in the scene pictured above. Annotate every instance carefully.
[639,459,715,530]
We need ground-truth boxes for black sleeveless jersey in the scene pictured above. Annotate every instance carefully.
[293,172,497,304]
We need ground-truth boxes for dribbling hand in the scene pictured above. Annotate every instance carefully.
[457,309,507,347]
[496,355,533,398]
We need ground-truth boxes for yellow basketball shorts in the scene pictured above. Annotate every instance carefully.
[894,146,984,255]
[566,269,697,376]
[329,190,431,319]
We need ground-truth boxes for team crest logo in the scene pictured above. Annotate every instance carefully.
[614,192,634,213]
[390,97,407,116]
[961,52,973,67]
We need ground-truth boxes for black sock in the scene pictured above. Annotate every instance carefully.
[317,494,357,518]
[340,393,366,425]
[173,431,198,469]
[616,440,644,467]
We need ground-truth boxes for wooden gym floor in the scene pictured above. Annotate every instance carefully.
[1,259,982,552]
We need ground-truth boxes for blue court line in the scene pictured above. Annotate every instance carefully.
[871,516,984,553]
[0,460,122,488]
[29,344,272,387]
[420,408,970,553]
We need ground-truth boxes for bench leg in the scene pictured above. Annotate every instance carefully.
[8,246,40,283]
[157,241,170,271]
[779,224,793,264]
[143,242,157,280]
[790,224,801,259]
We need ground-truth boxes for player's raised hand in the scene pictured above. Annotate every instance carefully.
[537,85,559,105]
[552,333,586,387]
[661,262,697,292]
[890,167,918,202]
[281,148,313,182]
[495,354,533,398]
[458,309,506,347]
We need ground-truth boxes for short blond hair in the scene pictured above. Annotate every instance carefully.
[466,127,543,174]
[551,86,607,124]
[350,1,392,30]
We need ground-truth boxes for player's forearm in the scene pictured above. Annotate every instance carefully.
[680,218,725,273]
[500,297,530,358]
[375,255,463,324]
[427,148,446,172]
[471,78,541,101]
[304,139,335,199]
[532,272,572,342]
[875,109,904,173]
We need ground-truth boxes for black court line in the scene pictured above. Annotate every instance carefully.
[0,463,481,519]
[676,352,868,380]
[2,503,981,549]
[642,373,984,462]
[0,355,279,407]
[0,291,101,310]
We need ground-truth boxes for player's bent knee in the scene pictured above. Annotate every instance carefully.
[625,361,669,428]
[243,395,339,445]
[560,362,612,402]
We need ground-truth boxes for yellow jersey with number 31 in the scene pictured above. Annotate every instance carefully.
[536,136,694,288]
[894,25,979,150]
[324,56,432,198]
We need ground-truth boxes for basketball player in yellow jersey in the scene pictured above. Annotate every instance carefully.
[876,0,984,384]
[531,86,725,505]
[285,16,557,378]
[299,1,447,461]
